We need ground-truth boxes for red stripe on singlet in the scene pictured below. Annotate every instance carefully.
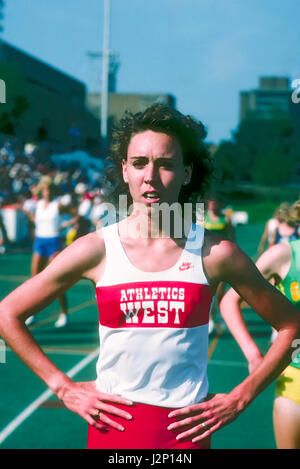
[96,281,213,328]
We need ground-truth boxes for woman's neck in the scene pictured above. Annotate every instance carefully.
[120,205,191,242]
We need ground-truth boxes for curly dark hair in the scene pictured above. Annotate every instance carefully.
[103,104,215,208]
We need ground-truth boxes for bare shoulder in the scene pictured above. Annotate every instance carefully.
[258,242,291,263]
[62,231,104,261]
[256,242,291,280]
[45,230,105,282]
[73,230,104,258]
[202,230,250,287]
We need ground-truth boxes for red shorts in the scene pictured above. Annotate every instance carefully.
[87,402,211,449]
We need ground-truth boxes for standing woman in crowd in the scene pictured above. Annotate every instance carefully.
[259,202,300,344]
[0,105,299,449]
[204,196,235,241]
[25,176,74,328]
[269,202,300,246]
[257,202,290,255]
[220,200,300,448]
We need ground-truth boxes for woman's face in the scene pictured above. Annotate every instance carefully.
[122,130,192,208]
[208,199,222,212]
[41,185,50,200]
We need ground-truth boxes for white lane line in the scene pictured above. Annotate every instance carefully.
[5,347,96,356]
[208,359,248,368]
[0,348,99,445]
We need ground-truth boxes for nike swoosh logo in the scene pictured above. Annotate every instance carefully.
[179,262,193,271]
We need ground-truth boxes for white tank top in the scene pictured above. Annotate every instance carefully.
[35,199,61,238]
[95,222,214,408]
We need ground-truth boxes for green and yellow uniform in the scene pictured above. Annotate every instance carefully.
[204,212,227,234]
[276,240,300,404]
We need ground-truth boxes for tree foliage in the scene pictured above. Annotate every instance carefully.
[213,112,298,186]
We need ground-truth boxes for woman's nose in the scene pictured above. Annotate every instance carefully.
[144,162,156,183]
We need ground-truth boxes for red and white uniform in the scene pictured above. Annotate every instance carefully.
[88,222,214,449]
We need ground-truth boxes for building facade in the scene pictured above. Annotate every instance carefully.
[240,77,294,120]
[0,40,100,149]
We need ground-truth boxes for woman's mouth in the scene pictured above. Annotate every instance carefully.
[142,191,161,203]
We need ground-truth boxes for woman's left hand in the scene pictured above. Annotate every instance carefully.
[167,393,244,443]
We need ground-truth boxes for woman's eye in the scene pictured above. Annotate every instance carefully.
[132,161,146,168]
[160,163,173,170]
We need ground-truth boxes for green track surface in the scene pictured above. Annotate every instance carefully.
[0,222,277,449]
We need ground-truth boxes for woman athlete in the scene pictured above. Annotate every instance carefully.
[257,202,290,255]
[269,202,300,246]
[220,200,300,449]
[24,176,77,328]
[0,105,299,449]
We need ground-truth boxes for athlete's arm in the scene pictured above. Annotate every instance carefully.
[58,201,80,230]
[220,243,291,368]
[22,205,36,223]
[257,221,269,254]
[168,239,300,442]
[0,232,133,431]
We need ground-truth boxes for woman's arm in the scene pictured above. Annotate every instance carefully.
[59,215,80,231]
[58,202,80,230]
[0,232,133,431]
[257,221,269,255]
[21,206,36,224]
[219,243,291,371]
[167,239,300,442]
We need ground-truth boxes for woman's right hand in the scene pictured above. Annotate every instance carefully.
[58,380,134,432]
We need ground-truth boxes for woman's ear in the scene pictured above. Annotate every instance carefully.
[122,159,128,184]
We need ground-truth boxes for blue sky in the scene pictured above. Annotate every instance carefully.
[1,0,299,144]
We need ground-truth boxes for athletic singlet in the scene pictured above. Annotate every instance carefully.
[274,226,299,245]
[277,239,300,370]
[95,222,214,408]
[35,199,61,238]
[204,212,227,234]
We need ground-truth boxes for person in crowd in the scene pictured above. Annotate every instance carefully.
[24,176,76,328]
[257,203,290,255]
[64,195,93,246]
[269,203,300,246]
[75,182,93,233]
[263,202,300,343]
[22,189,37,242]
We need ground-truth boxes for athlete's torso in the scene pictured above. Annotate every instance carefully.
[277,240,300,369]
[35,199,61,238]
[95,222,214,407]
